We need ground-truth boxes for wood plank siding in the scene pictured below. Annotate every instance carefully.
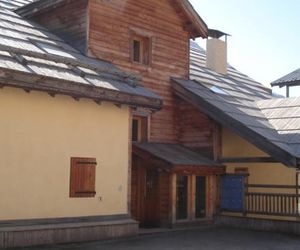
[176,97,215,157]
[32,0,216,148]
[31,0,88,53]
[88,0,191,143]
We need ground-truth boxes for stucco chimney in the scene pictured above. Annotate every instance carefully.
[206,29,229,75]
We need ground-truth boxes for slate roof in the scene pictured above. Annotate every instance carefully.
[258,97,300,157]
[0,6,162,109]
[133,143,222,166]
[271,68,300,87]
[172,42,300,167]
[0,0,35,10]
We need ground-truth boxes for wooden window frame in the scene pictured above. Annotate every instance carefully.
[132,116,148,142]
[70,157,97,198]
[130,34,152,66]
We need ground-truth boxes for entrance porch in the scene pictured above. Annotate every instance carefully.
[131,143,224,228]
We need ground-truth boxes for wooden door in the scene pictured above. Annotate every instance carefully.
[143,169,160,227]
[195,176,206,218]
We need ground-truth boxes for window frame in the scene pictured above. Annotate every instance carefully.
[130,32,152,66]
[132,116,148,142]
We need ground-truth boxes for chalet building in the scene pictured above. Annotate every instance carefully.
[1,0,300,248]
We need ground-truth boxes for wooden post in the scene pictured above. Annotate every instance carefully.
[243,175,248,217]
[296,170,300,218]
[127,108,133,216]
[190,175,196,221]
[170,173,177,226]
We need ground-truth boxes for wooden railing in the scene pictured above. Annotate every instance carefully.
[245,184,300,217]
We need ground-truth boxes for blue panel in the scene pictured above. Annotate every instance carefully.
[221,175,245,212]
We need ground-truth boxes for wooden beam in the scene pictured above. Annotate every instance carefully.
[220,157,278,163]
[72,96,80,101]
[174,165,225,175]
[0,70,162,110]
[170,173,177,224]
[48,92,56,97]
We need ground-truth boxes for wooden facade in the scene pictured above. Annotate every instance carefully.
[86,0,219,227]
[88,0,194,143]
[30,0,221,228]
[30,0,216,149]
[176,97,216,157]
[31,0,89,53]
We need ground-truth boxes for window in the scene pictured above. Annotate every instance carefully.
[132,118,139,142]
[132,116,148,142]
[234,167,249,175]
[131,35,151,65]
[210,86,228,95]
[70,157,97,198]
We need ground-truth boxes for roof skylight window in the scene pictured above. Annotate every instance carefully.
[210,85,228,95]
[33,41,76,59]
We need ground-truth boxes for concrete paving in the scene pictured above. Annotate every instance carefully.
[21,226,300,250]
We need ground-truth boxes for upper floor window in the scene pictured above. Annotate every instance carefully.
[131,35,151,65]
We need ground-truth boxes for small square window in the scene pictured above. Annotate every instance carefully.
[131,35,151,65]
[70,157,97,198]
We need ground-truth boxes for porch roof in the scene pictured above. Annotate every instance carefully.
[133,142,221,167]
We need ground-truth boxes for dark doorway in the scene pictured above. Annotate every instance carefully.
[195,176,206,218]
[142,169,160,228]
[176,175,188,220]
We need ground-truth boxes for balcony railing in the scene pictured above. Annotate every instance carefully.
[245,184,300,217]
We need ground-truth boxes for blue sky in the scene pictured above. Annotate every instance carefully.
[189,0,300,96]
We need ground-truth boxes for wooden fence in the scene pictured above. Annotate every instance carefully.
[245,184,300,217]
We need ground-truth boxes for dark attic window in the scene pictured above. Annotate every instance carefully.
[131,35,151,65]
[70,157,97,198]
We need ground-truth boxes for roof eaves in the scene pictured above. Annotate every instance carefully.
[0,67,163,110]
[271,79,300,88]
[172,77,298,167]
[17,0,209,38]
[176,0,208,38]
[271,68,300,87]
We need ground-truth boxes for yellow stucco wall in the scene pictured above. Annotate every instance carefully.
[222,128,298,221]
[0,87,130,220]
[222,128,296,184]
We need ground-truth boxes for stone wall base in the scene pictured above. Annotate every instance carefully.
[0,214,138,249]
[216,215,300,235]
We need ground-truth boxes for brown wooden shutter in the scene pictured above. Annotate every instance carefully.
[70,157,97,198]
